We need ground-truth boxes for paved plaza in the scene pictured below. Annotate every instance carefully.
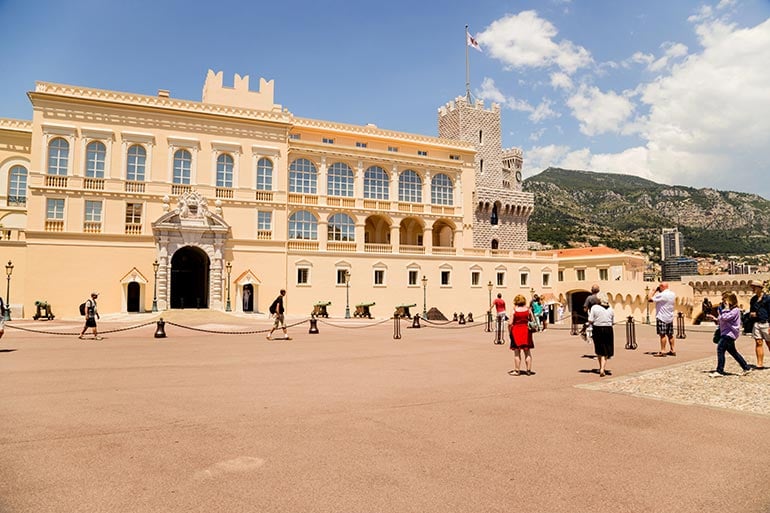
[0,312,768,513]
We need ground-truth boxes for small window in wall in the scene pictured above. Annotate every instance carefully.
[297,267,310,285]
[336,269,349,285]
[257,211,272,231]
[558,270,564,282]
[471,271,480,286]
[289,134,301,140]
[387,146,398,153]
[374,269,385,285]
[449,154,460,161]
[479,129,483,144]
[599,268,609,281]
[408,270,418,286]
[496,272,505,287]
[441,270,451,286]
[418,150,428,156]
[520,273,529,286]
[356,142,367,148]
[490,204,498,225]
[577,269,586,281]
[322,137,335,144]
[46,198,65,219]
[491,239,499,249]
[480,159,484,174]
[542,273,550,287]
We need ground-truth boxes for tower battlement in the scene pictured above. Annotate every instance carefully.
[201,70,282,112]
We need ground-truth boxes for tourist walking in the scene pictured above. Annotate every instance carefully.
[490,292,506,326]
[508,294,535,376]
[748,280,770,369]
[649,282,676,357]
[79,292,101,340]
[267,289,289,340]
[531,295,543,331]
[707,292,752,377]
[588,292,614,377]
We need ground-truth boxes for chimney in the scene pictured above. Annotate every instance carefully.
[157,89,170,98]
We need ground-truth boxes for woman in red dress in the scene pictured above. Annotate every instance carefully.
[508,294,535,375]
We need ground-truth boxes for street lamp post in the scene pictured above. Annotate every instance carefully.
[644,285,650,324]
[225,261,232,312]
[486,280,493,332]
[345,270,351,319]
[422,275,428,317]
[151,259,159,312]
[4,260,13,321]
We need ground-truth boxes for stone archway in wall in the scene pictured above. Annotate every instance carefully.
[151,191,231,311]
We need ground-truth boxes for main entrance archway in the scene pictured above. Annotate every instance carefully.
[170,246,210,309]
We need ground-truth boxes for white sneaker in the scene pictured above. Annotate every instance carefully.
[708,371,724,378]
[742,367,753,376]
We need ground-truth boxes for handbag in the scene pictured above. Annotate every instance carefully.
[712,328,721,344]
[528,312,539,333]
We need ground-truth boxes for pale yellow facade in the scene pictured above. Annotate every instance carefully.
[0,71,665,321]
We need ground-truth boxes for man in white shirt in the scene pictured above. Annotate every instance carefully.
[649,282,676,357]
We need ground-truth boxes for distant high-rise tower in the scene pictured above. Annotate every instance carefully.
[437,97,534,250]
[660,228,683,261]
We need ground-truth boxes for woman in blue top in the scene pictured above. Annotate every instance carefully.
[530,295,543,331]
[707,292,752,378]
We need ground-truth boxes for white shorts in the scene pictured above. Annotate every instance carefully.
[752,322,770,342]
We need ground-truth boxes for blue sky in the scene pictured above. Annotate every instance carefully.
[1,0,769,197]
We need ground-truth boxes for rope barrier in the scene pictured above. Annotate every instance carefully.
[316,317,393,329]
[4,320,158,337]
[164,318,309,335]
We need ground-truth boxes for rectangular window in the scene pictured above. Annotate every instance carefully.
[542,273,550,287]
[520,273,529,287]
[496,272,505,287]
[46,198,65,219]
[408,270,418,286]
[558,270,564,282]
[337,269,349,285]
[417,150,428,156]
[449,155,460,161]
[125,203,142,224]
[577,269,586,281]
[471,271,480,286]
[355,142,367,148]
[257,211,272,231]
[322,137,335,144]
[441,270,451,286]
[297,267,309,284]
[599,268,609,281]
[84,200,102,222]
[289,134,301,140]
[374,269,385,285]
[387,146,398,153]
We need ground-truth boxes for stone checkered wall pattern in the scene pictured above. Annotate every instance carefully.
[438,96,533,250]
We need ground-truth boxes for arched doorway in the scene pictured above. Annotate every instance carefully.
[571,291,590,325]
[127,282,141,312]
[242,284,254,312]
[170,246,210,309]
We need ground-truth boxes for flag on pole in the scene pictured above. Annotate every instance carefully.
[466,32,481,52]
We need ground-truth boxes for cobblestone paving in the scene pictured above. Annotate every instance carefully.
[577,357,770,417]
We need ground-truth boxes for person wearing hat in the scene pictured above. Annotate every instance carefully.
[748,280,770,369]
[588,292,614,377]
[79,292,101,340]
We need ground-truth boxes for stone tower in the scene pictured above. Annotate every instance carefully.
[437,97,534,250]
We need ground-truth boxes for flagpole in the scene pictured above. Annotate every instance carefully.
[465,25,471,102]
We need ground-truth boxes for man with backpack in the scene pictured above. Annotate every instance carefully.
[748,280,770,369]
[267,289,289,340]
[79,292,101,340]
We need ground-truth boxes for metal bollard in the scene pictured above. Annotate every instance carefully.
[393,313,402,339]
[309,314,319,334]
[458,313,466,325]
[154,318,167,338]
[486,311,492,332]
[452,312,458,322]
[493,316,505,345]
[467,312,474,322]
[411,314,421,329]
[676,311,687,339]
[625,316,637,350]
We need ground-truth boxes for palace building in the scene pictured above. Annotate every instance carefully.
[0,71,651,319]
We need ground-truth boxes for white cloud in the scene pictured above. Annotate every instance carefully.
[530,98,560,122]
[476,78,560,123]
[476,11,592,74]
[476,77,507,103]
[549,72,573,90]
[648,42,689,72]
[566,84,636,136]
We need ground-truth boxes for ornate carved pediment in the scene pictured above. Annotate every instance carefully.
[153,190,229,231]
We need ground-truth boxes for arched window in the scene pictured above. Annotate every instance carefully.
[173,149,192,184]
[126,145,146,181]
[8,165,27,206]
[289,210,318,240]
[431,173,453,205]
[289,158,317,194]
[328,213,355,241]
[256,158,273,191]
[85,141,106,178]
[47,138,69,176]
[491,239,499,249]
[216,153,234,188]
[327,162,354,197]
[398,170,422,203]
[364,166,389,200]
[490,203,499,225]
